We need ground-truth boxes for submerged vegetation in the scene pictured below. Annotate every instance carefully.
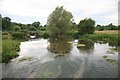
[19,56,33,62]
[77,38,94,49]
[47,37,72,56]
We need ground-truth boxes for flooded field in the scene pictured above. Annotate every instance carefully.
[2,38,118,78]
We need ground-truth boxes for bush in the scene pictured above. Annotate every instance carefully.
[12,26,21,31]
[28,26,37,31]
[12,32,28,40]
[42,32,49,39]
[36,31,49,39]
[78,18,95,35]
[98,28,104,31]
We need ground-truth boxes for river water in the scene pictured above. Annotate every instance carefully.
[2,38,118,78]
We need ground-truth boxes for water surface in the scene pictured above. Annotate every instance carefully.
[2,38,118,78]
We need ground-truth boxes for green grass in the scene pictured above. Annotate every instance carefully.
[83,33,119,47]
[106,59,116,63]
[103,56,109,59]
[2,40,20,63]
[76,44,86,47]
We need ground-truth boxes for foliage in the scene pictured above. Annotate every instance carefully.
[12,25,21,31]
[2,40,20,63]
[78,18,95,35]
[28,26,37,31]
[47,6,73,37]
[77,38,94,49]
[35,31,49,39]
[12,32,28,40]
[95,23,119,31]
[83,33,119,47]
[32,21,40,29]
[2,32,12,40]
[2,17,11,31]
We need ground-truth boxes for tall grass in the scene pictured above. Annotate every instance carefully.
[2,40,20,63]
[83,33,119,47]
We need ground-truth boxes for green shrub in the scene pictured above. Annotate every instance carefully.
[98,28,104,31]
[78,18,95,35]
[36,31,49,39]
[12,26,21,31]
[12,32,28,40]
[28,27,37,31]
[42,32,49,39]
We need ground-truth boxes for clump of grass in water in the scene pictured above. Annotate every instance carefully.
[109,47,120,52]
[103,56,109,59]
[106,51,115,54]
[77,38,94,49]
[19,56,33,62]
[106,59,116,63]
[76,44,86,47]
[103,55,117,64]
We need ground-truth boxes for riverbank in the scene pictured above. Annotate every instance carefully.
[2,30,119,63]
[2,40,20,63]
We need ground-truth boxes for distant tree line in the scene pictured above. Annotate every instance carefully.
[1,6,119,37]
[96,23,119,31]
[1,17,47,32]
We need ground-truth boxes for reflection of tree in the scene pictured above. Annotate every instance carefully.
[47,37,72,56]
[77,38,94,54]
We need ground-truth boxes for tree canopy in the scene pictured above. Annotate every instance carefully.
[2,17,11,31]
[47,6,73,38]
[32,21,40,29]
[78,18,95,35]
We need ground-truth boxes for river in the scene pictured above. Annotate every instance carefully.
[2,38,118,78]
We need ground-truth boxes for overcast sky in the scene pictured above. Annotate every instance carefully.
[0,0,119,25]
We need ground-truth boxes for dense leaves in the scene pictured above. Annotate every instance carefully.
[47,6,73,37]
[32,21,41,29]
[2,17,11,31]
[78,18,95,35]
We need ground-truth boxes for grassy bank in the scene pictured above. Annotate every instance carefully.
[81,30,119,48]
[2,40,20,63]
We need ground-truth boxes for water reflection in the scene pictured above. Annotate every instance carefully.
[2,39,118,78]
[47,37,72,56]
[77,38,94,54]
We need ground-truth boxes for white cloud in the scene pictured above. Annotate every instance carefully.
[0,0,118,25]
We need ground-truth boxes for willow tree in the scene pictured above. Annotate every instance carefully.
[47,6,73,38]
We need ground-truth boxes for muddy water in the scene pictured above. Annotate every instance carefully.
[2,38,118,78]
